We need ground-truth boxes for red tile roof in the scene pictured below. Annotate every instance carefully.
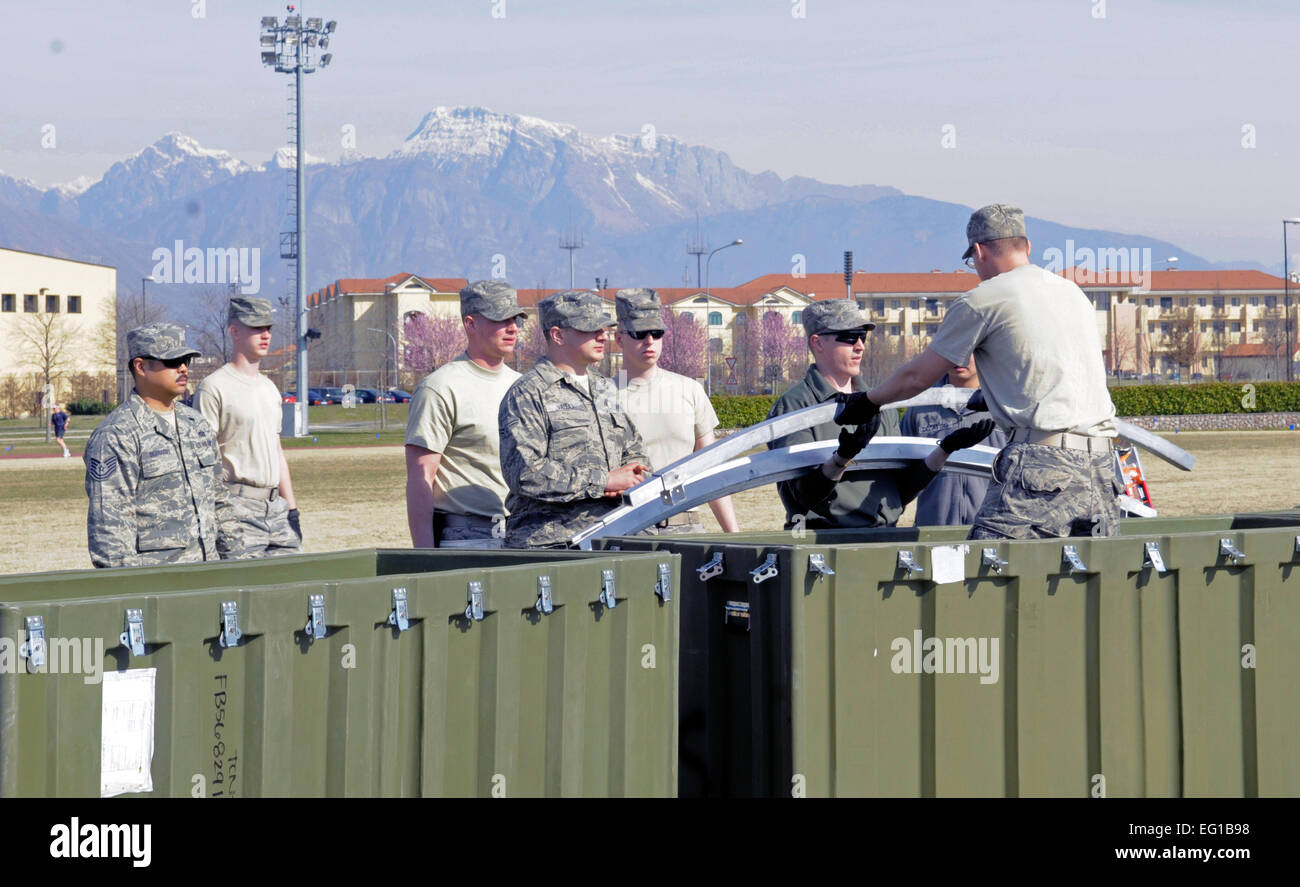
[1221,343,1286,358]
[1060,268,1288,291]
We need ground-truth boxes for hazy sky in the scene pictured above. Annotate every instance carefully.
[3,0,1298,266]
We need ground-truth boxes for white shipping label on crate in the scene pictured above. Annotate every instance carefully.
[930,544,970,586]
[100,668,156,797]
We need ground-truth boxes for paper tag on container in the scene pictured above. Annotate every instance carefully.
[929,544,970,586]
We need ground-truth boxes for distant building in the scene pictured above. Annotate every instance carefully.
[0,246,116,415]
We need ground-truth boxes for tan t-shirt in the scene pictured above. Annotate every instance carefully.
[928,264,1117,437]
[617,367,718,473]
[194,364,284,488]
[405,354,521,519]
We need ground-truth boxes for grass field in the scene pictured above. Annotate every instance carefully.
[0,429,1296,575]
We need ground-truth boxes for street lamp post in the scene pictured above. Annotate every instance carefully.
[1283,219,1300,382]
[367,327,397,431]
[141,275,155,319]
[261,10,337,436]
[704,238,743,394]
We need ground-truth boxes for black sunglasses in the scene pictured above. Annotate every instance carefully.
[151,356,191,369]
[626,329,665,340]
[830,331,867,345]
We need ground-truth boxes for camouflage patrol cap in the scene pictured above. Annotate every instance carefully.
[802,299,875,336]
[461,280,526,322]
[127,323,201,361]
[962,204,1027,259]
[615,288,665,333]
[229,296,274,327]
[538,290,614,333]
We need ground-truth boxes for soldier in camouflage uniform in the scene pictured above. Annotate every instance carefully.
[498,290,650,548]
[84,324,245,568]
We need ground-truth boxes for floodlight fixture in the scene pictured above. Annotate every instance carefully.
[260,33,276,45]
[319,36,329,49]
[320,53,332,66]
[286,15,301,26]
[306,17,323,29]
[261,51,278,64]
[261,16,278,27]
[305,34,317,46]
[325,20,336,32]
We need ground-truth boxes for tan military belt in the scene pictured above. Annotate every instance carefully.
[227,482,278,500]
[656,512,703,529]
[1009,428,1112,453]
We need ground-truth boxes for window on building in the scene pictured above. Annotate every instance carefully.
[910,300,920,310]
[911,323,920,336]
[889,300,901,311]
[1,294,14,312]
[45,294,59,313]
[1231,321,1240,333]
[1147,322,1155,333]
[925,298,939,314]
[1197,297,1207,307]
[1253,321,1260,332]
[890,325,901,336]
[23,294,37,313]
[1178,298,1189,307]
[681,312,695,323]
[1160,323,1169,335]
[1265,296,1277,309]
[708,311,722,326]
[1249,297,1259,306]
[1213,321,1224,334]
[1145,298,1154,308]
[791,310,802,325]
[1199,323,1208,332]
[67,295,81,314]
[1212,297,1224,311]
[872,299,884,314]
[1160,297,1172,311]
[1230,297,1240,307]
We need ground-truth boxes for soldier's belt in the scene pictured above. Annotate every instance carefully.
[1008,428,1112,453]
[227,482,278,500]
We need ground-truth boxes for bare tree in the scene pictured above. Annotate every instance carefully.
[1165,307,1202,379]
[12,310,77,437]
[187,285,237,387]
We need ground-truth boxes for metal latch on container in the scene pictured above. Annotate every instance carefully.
[724,600,750,632]
[20,615,46,673]
[1219,538,1245,565]
[1143,541,1168,574]
[218,601,242,649]
[750,553,779,584]
[305,594,327,641]
[981,548,1007,575]
[599,569,618,609]
[897,550,922,577]
[1062,545,1087,574]
[465,581,485,622]
[388,586,410,632]
[121,608,146,657]
[536,575,553,615]
[808,553,835,582]
[696,552,724,582]
[655,563,673,603]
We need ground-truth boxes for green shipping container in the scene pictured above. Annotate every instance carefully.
[0,550,679,798]
[604,515,1300,798]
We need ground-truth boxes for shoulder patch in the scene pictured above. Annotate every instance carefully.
[87,454,119,481]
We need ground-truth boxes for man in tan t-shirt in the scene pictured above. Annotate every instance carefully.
[194,296,301,556]
[405,280,527,548]
[613,288,739,534]
[834,204,1121,539]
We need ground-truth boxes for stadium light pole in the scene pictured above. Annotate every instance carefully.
[1283,219,1300,382]
[705,238,743,394]
[260,9,337,435]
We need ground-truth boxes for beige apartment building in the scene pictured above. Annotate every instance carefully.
[0,246,117,415]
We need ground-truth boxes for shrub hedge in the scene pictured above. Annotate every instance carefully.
[66,398,117,415]
[709,383,1300,426]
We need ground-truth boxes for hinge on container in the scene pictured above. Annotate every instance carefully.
[465,581,485,622]
[388,586,410,632]
[807,553,835,582]
[121,608,145,657]
[724,600,750,632]
[696,552,724,582]
[19,615,46,673]
[750,553,779,584]
[1142,541,1168,574]
[897,550,923,577]
[304,594,327,641]
[1218,538,1245,565]
[981,548,1008,575]
[1062,545,1087,574]
[660,485,686,506]
[218,601,242,649]
[599,569,618,609]
[655,562,673,603]
[535,575,553,615]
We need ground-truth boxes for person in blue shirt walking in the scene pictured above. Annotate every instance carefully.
[50,404,71,458]
[899,357,1007,526]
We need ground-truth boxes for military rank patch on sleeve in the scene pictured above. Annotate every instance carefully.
[88,454,119,481]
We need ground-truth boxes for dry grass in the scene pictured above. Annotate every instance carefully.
[1,431,1296,575]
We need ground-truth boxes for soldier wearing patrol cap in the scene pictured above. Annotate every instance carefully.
[498,289,650,548]
[194,296,301,557]
[613,287,740,534]
[767,299,994,530]
[405,280,528,548]
[836,204,1121,539]
[84,324,245,568]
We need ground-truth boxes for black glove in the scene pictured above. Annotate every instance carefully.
[836,414,881,461]
[287,508,302,542]
[939,419,996,454]
[966,389,988,412]
[833,391,881,426]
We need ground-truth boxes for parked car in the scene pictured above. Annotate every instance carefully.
[306,387,332,405]
[386,389,412,403]
[354,388,381,403]
[323,387,349,404]
[281,392,297,404]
